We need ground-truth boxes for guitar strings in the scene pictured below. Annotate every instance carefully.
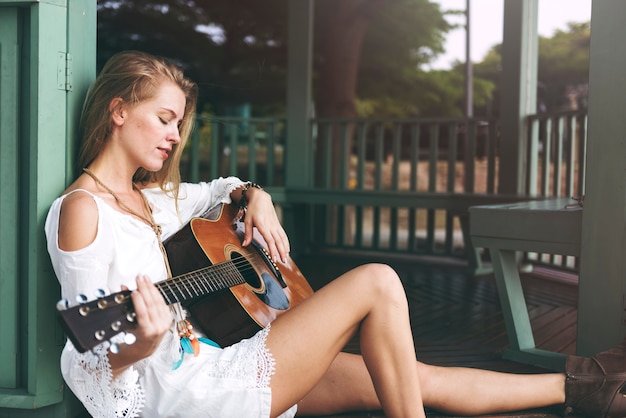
[81,249,281,311]
[155,249,282,304]
[165,251,271,288]
[170,250,266,279]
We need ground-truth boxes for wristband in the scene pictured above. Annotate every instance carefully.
[238,182,263,213]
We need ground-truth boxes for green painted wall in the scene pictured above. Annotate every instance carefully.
[0,1,95,416]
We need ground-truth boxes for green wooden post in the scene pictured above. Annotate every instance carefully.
[0,0,95,416]
[577,1,626,356]
[66,0,97,183]
[283,0,314,255]
[0,5,21,395]
[498,0,538,195]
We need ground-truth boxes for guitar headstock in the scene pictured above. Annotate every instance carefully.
[56,289,137,353]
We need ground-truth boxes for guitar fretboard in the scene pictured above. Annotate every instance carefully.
[156,260,247,305]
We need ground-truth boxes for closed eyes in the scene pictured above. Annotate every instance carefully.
[158,113,182,128]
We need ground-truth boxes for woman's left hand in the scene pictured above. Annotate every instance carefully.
[240,188,290,263]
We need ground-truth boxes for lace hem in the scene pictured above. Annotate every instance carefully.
[201,325,276,389]
[68,340,145,418]
[198,177,246,219]
[253,325,276,388]
[218,177,247,202]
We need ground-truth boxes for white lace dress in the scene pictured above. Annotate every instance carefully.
[45,177,298,418]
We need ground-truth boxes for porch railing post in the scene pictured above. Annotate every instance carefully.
[577,0,626,355]
[499,0,538,195]
[284,0,314,254]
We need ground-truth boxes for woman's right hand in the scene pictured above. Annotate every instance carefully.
[109,275,172,376]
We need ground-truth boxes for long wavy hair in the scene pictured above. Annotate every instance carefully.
[78,50,198,199]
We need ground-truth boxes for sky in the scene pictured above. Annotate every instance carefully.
[428,0,592,69]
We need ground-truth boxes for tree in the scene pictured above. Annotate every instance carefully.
[352,68,496,119]
[311,0,452,185]
[313,0,450,118]
[96,0,452,118]
[97,0,289,114]
[472,21,590,115]
[313,0,389,121]
[96,0,455,187]
[537,22,590,111]
[354,0,457,117]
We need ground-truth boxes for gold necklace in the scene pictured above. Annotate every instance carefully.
[82,168,199,350]
[82,168,162,239]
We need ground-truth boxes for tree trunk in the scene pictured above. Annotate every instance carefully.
[315,0,388,187]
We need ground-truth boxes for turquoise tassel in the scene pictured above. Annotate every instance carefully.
[172,350,185,370]
[181,337,195,354]
[198,337,220,348]
[171,337,221,370]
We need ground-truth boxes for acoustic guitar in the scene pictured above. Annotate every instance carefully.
[56,203,314,353]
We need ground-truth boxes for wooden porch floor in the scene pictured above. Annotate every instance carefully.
[295,252,581,418]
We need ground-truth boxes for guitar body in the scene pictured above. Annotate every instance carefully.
[164,204,314,347]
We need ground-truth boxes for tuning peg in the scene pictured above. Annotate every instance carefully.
[56,299,69,311]
[95,329,106,341]
[95,288,107,298]
[126,312,136,323]
[108,333,136,355]
[124,333,137,345]
[114,293,127,304]
[76,294,88,303]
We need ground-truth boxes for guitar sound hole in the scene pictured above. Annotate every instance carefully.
[231,252,261,288]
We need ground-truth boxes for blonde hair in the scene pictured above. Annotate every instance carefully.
[78,50,198,197]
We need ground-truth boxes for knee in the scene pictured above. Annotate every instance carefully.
[359,263,406,304]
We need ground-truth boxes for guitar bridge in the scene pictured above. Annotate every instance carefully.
[251,240,287,288]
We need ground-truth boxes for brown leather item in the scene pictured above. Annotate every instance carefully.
[564,338,626,417]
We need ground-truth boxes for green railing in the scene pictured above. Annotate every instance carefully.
[182,111,587,265]
[184,115,287,187]
[526,110,587,198]
[311,117,500,192]
[525,110,588,270]
[303,117,504,262]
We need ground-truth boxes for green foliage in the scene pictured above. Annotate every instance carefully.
[355,0,466,117]
[97,0,453,117]
[359,0,451,74]
[95,1,591,120]
[473,22,590,113]
[97,0,288,113]
[356,69,495,118]
[94,1,592,121]
[537,22,590,110]
[538,22,590,83]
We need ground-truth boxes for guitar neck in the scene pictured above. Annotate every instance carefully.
[156,259,247,306]
[56,206,315,354]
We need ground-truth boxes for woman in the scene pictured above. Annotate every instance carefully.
[45,50,626,418]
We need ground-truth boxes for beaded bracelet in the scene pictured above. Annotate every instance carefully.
[238,181,263,213]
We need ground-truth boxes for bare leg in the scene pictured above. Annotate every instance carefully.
[265,263,425,418]
[297,352,566,416]
[417,362,565,415]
